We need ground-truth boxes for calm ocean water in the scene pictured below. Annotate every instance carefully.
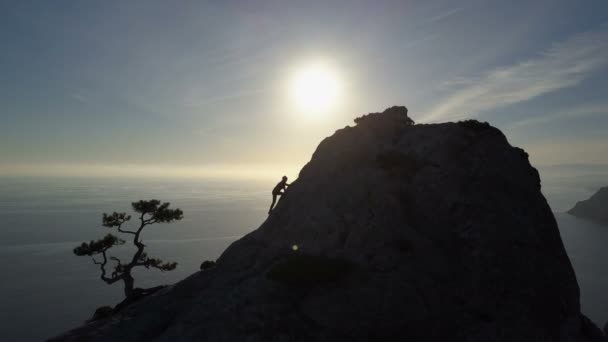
[0,168,606,341]
[0,177,271,341]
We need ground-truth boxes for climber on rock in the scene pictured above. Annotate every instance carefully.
[269,176,289,214]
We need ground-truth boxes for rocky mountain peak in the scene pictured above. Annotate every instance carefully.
[52,107,605,342]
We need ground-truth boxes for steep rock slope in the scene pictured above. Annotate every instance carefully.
[568,187,608,225]
[52,107,604,342]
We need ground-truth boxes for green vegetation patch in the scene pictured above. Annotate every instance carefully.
[457,119,492,131]
[89,306,114,322]
[200,260,216,271]
[267,254,354,286]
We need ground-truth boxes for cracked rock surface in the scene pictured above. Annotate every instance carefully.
[52,107,605,342]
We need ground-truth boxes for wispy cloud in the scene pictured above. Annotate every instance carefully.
[430,7,464,22]
[424,27,608,122]
[507,102,608,128]
[69,89,95,103]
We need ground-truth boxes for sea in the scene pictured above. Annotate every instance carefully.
[0,166,606,341]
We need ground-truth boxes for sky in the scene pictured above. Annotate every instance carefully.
[1,0,607,179]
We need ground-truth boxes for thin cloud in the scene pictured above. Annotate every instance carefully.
[69,89,95,103]
[184,87,269,108]
[424,28,608,122]
[507,102,608,128]
[430,7,464,22]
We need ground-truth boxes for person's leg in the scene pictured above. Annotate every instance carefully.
[269,194,277,214]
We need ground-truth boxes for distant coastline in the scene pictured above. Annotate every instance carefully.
[568,187,608,225]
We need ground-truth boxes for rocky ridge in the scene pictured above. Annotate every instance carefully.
[52,106,605,342]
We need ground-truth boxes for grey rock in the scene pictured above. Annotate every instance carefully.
[579,315,607,342]
[568,187,608,225]
[51,106,603,342]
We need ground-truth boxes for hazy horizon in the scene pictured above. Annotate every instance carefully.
[0,169,607,341]
[1,161,608,180]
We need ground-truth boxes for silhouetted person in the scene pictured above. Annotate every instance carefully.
[269,176,289,214]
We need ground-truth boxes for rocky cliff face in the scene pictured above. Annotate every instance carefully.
[52,107,605,342]
[568,187,608,225]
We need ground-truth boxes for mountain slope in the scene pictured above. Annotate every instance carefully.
[52,106,605,342]
[568,187,608,225]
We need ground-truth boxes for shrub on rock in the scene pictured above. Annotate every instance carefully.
[200,260,216,271]
[267,254,353,286]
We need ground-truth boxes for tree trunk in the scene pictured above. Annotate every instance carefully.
[123,272,134,298]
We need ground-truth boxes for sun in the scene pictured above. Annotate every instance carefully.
[289,62,341,116]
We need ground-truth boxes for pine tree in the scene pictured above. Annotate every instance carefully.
[74,200,183,298]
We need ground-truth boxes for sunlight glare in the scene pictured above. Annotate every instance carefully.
[289,62,341,116]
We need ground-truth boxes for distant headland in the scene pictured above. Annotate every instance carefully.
[568,187,608,226]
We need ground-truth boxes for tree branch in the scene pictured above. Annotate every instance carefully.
[94,249,122,284]
[117,225,136,235]
[102,212,131,228]
[143,218,157,225]
[140,256,178,272]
